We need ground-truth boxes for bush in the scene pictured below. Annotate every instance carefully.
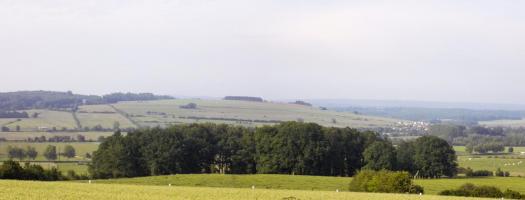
[349,170,423,194]
[504,189,523,199]
[439,183,522,198]
[465,168,492,177]
[495,168,510,177]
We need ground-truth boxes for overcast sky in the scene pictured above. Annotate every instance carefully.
[1,0,524,104]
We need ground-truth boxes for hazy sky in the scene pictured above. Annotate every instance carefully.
[1,0,524,104]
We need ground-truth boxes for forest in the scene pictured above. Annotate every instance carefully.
[89,122,457,179]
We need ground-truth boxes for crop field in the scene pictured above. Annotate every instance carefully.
[0,180,479,200]
[76,105,136,129]
[3,110,78,131]
[0,142,99,161]
[480,118,525,128]
[90,174,525,195]
[112,99,402,128]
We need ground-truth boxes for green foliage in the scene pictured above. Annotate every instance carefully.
[43,145,57,160]
[90,122,383,179]
[464,168,492,177]
[62,145,76,158]
[25,146,38,160]
[413,136,457,178]
[363,141,396,170]
[0,160,65,181]
[349,170,423,194]
[7,146,26,160]
[438,183,521,198]
[495,168,510,177]
[509,146,514,153]
[395,141,415,173]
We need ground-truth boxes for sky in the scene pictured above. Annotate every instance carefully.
[1,0,524,104]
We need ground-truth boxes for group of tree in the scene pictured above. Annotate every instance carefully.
[223,96,264,102]
[0,110,28,118]
[27,135,87,143]
[101,92,173,104]
[439,183,524,199]
[6,145,76,161]
[429,124,525,150]
[0,160,65,181]
[7,146,38,160]
[89,122,457,179]
[465,136,505,154]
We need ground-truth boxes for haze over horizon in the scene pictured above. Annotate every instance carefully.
[1,0,524,104]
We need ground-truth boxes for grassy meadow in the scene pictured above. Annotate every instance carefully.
[90,174,525,195]
[0,180,480,200]
[454,146,525,176]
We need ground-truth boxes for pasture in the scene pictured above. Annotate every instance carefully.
[454,146,525,176]
[0,180,478,200]
[90,174,525,195]
[112,99,402,128]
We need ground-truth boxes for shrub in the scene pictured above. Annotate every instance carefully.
[439,183,521,198]
[465,168,492,177]
[349,170,423,194]
[495,168,510,177]
[503,189,522,199]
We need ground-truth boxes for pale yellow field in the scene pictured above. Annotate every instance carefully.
[4,110,77,131]
[113,99,402,128]
[76,105,136,129]
[0,180,481,200]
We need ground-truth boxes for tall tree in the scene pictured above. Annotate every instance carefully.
[43,145,57,161]
[413,136,457,178]
[363,140,396,171]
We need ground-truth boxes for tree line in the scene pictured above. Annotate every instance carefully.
[0,91,173,111]
[6,145,77,161]
[90,122,457,179]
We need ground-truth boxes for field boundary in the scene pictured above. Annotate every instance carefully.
[109,104,140,128]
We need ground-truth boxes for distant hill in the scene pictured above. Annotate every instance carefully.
[0,91,173,111]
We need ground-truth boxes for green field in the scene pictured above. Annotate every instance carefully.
[113,99,402,128]
[454,146,525,176]
[0,180,478,200]
[90,174,525,195]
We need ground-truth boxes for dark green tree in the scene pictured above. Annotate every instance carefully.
[26,146,38,160]
[413,136,457,178]
[363,141,396,170]
[43,145,57,161]
[62,145,76,158]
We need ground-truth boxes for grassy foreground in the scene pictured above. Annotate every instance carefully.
[0,180,478,200]
[90,174,525,195]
